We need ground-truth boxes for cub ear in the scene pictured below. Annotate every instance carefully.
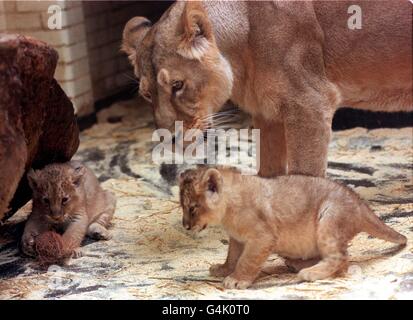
[121,16,152,76]
[178,171,186,185]
[27,169,39,190]
[178,2,214,60]
[201,168,222,195]
[71,163,86,187]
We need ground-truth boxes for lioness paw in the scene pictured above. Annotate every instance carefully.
[223,276,252,289]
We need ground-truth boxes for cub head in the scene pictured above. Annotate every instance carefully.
[27,162,86,224]
[179,167,225,232]
[122,2,233,133]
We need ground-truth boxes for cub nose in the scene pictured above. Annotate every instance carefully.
[183,221,191,230]
[50,208,61,218]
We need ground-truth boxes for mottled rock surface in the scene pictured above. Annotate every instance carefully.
[0,34,79,221]
[0,98,412,299]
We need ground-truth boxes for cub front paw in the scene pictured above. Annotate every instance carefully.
[70,248,83,259]
[298,268,324,282]
[209,264,232,277]
[223,275,252,289]
[21,236,36,257]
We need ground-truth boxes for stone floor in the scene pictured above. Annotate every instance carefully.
[0,98,412,299]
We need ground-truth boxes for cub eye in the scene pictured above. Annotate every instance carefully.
[62,197,69,205]
[172,80,184,93]
[43,197,50,204]
[189,205,197,217]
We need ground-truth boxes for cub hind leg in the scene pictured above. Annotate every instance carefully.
[285,258,320,273]
[298,206,352,281]
[87,191,116,240]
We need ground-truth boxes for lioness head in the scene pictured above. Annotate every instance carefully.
[179,167,225,232]
[122,2,233,133]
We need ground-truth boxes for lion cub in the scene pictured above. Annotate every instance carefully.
[22,161,116,258]
[179,166,407,289]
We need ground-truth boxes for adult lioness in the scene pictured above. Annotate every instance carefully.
[122,1,412,177]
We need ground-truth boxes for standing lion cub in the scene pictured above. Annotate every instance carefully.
[179,166,407,289]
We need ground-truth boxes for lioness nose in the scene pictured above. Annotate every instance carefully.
[183,221,190,230]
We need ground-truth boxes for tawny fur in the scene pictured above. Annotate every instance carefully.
[122,0,412,178]
[21,161,116,258]
[179,166,407,289]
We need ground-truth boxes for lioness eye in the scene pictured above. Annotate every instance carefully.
[43,197,50,204]
[62,197,69,205]
[172,80,184,93]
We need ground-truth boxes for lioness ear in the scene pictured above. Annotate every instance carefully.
[121,16,152,76]
[178,2,214,60]
[157,68,170,88]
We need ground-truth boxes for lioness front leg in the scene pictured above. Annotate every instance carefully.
[223,241,273,289]
[252,117,287,177]
[284,105,333,177]
[210,237,244,277]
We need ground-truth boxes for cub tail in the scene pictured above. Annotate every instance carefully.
[360,204,407,245]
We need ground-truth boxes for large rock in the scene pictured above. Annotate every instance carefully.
[0,34,79,222]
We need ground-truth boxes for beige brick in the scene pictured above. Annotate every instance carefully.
[40,5,83,29]
[16,0,78,12]
[55,58,90,81]
[17,1,55,12]
[27,23,85,46]
[60,74,92,98]
[0,14,6,31]
[55,41,87,63]
[71,92,94,116]
[6,13,42,30]
[0,1,17,12]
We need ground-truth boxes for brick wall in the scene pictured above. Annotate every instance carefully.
[1,1,94,115]
[0,0,172,116]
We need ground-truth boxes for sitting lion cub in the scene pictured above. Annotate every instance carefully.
[179,166,407,289]
[21,161,116,258]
